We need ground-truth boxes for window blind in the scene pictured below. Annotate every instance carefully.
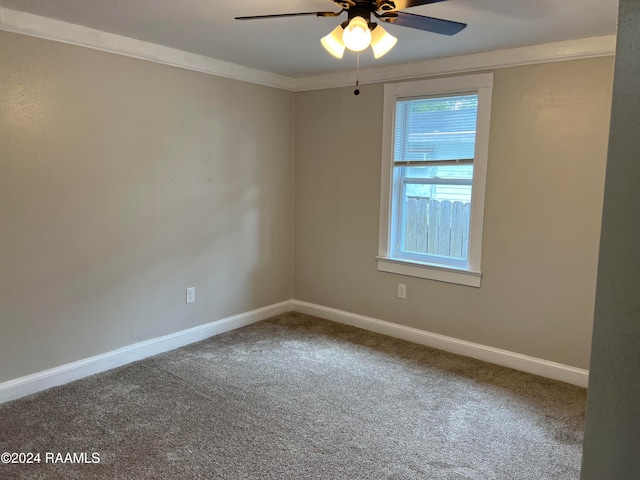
[394,94,478,166]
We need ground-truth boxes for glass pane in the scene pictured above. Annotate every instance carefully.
[405,165,473,180]
[394,94,478,162]
[401,182,472,260]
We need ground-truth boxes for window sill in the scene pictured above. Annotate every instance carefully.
[376,256,482,287]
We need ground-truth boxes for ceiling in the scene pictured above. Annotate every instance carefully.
[0,0,619,78]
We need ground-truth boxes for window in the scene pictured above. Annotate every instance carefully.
[377,74,493,287]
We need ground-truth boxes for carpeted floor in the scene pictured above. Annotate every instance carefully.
[0,312,586,479]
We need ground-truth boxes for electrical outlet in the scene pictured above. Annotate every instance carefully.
[398,283,407,299]
[186,287,195,304]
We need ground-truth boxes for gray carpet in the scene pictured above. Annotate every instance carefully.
[0,312,586,479]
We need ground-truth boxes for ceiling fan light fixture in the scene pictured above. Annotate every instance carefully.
[321,24,346,58]
[239,1,468,64]
[342,16,372,52]
[370,24,397,58]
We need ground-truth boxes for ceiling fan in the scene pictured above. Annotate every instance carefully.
[236,0,467,60]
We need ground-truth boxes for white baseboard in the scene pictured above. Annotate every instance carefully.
[0,298,588,405]
[291,300,589,388]
[0,300,292,404]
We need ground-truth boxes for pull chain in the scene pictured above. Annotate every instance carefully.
[354,52,361,96]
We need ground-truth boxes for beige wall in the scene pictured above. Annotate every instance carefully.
[0,31,294,382]
[294,57,614,369]
[0,26,615,383]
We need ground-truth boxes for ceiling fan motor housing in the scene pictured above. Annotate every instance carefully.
[333,0,397,11]
[334,0,356,9]
[377,1,397,11]
[333,1,400,23]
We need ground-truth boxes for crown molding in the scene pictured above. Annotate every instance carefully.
[292,35,617,91]
[1,7,615,93]
[0,7,296,91]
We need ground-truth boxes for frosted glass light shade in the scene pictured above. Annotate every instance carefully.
[321,25,346,58]
[370,24,397,58]
[342,16,372,52]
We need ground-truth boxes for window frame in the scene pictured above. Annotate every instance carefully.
[377,73,493,287]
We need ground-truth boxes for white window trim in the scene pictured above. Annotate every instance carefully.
[377,73,493,287]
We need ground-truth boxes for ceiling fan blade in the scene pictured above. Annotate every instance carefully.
[388,11,466,35]
[387,0,448,10]
[235,11,340,20]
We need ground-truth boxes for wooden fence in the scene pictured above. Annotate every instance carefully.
[403,196,470,259]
